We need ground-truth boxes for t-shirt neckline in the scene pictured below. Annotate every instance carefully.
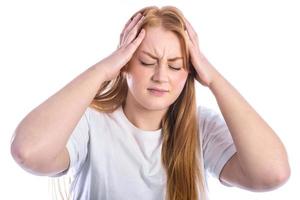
[117,105,162,136]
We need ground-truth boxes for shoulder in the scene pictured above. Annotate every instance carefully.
[84,106,122,129]
[85,106,109,121]
[196,105,227,139]
[197,105,223,125]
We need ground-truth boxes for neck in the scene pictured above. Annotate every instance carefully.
[123,93,168,131]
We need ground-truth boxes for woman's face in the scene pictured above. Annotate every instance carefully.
[125,26,189,111]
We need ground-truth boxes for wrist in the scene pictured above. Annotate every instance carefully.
[89,61,109,83]
[208,67,222,90]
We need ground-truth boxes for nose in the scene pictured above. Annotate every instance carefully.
[151,64,169,83]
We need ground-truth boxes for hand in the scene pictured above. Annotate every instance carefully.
[184,18,218,87]
[98,13,145,81]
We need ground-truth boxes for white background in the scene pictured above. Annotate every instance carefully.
[1,0,299,199]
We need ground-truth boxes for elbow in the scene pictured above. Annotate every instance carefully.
[10,128,44,173]
[11,137,62,176]
[10,128,32,167]
[10,137,41,173]
[268,167,291,189]
[11,142,47,176]
[11,140,31,168]
[250,167,291,192]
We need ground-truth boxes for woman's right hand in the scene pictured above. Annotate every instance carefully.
[97,12,146,81]
[10,13,146,177]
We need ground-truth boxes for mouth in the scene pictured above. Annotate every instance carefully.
[147,88,169,96]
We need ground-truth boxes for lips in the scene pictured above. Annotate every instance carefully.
[147,87,169,97]
[147,87,169,92]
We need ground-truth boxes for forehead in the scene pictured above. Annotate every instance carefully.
[136,26,182,58]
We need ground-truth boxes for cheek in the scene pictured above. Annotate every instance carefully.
[127,60,148,81]
[126,67,149,90]
[130,68,148,84]
[172,73,188,90]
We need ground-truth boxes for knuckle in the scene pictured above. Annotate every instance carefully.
[123,29,130,35]
[127,31,135,38]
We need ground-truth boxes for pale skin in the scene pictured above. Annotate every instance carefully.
[10,13,148,175]
[123,26,188,131]
[185,18,290,191]
[11,11,290,192]
[122,14,291,191]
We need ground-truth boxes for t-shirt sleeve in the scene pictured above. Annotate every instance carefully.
[198,106,237,184]
[50,107,90,177]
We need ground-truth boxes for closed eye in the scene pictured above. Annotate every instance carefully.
[169,66,181,71]
[140,61,155,66]
[140,60,181,71]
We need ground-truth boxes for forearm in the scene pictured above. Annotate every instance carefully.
[11,62,106,164]
[209,69,290,183]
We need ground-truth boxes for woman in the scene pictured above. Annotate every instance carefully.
[10,6,290,200]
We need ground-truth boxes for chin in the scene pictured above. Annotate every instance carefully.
[139,99,172,111]
[127,89,177,111]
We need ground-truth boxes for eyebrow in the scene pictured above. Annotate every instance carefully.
[141,51,183,61]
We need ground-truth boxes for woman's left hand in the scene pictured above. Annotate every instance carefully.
[184,18,218,87]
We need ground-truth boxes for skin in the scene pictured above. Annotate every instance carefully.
[121,13,291,191]
[10,13,147,176]
[123,26,188,131]
[183,18,291,190]
[11,11,290,192]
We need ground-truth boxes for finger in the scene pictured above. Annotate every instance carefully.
[184,18,196,35]
[126,29,146,53]
[184,18,198,45]
[122,17,133,33]
[122,15,145,47]
[119,18,132,44]
[185,25,197,45]
[120,13,143,45]
[120,13,143,47]
[120,20,134,47]
[127,13,143,30]
[121,13,142,37]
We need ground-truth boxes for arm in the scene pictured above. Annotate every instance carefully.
[210,70,290,191]
[184,17,290,191]
[11,63,107,175]
[10,12,146,176]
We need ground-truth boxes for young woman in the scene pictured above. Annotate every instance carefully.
[11,6,290,200]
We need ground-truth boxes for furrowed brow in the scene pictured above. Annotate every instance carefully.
[141,51,182,61]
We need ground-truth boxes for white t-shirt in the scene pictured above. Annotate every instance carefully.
[54,105,236,199]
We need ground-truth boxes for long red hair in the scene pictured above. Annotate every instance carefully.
[90,6,206,200]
